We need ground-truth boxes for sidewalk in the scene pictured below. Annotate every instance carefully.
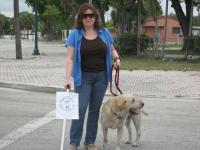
[0,39,200,98]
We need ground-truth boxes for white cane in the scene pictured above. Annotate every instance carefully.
[60,89,69,150]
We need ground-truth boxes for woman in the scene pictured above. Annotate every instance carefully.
[64,3,120,150]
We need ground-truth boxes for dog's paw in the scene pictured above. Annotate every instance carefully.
[125,141,133,145]
[132,142,140,147]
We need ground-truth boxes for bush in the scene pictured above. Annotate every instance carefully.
[114,32,154,56]
[186,36,200,55]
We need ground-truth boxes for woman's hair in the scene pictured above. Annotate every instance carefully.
[75,3,103,30]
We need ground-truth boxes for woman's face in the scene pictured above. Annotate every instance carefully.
[82,9,95,28]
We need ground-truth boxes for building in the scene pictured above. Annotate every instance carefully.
[141,16,183,44]
[192,26,200,36]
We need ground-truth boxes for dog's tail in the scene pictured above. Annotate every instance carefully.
[142,109,148,116]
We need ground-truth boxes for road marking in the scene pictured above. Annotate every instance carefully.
[0,110,55,149]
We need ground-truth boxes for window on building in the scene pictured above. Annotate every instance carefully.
[172,27,181,34]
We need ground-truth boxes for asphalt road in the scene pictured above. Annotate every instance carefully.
[0,88,200,150]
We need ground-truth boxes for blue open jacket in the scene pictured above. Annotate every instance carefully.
[65,27,114,86]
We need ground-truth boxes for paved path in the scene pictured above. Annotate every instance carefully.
[0,39,200,98]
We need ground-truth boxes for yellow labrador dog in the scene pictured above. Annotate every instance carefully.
[100,94,144,150]
[125,93,148,147]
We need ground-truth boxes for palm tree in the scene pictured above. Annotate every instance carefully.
[14,0,22,59]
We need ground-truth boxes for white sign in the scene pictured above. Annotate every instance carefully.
[56,92,79,119]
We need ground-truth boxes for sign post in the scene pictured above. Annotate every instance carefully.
[56,89,79,150]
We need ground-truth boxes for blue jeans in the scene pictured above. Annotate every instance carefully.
[70,71,108,146]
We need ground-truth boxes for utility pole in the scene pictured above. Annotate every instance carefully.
[14,0,22,59]
[32,0,40,55]
[162,0,169,59]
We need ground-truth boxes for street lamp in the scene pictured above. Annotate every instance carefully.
[32,0,40,55]
[137,0,141,56]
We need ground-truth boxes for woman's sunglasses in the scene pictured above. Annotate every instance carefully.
[82,13,95,19]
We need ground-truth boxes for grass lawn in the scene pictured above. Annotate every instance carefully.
[120,56,200,71]
[158,43,182,48]
[164,50,184,55]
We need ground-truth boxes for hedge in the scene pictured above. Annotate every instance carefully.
[114,32,154,56]
[186,36,200,55]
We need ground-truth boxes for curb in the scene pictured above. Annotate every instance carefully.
[0,81,199,100]
[0,81,64,93]
[0,81,112,97]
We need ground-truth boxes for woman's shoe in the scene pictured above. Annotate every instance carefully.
[84,144,98,150]
[68,144,77,150]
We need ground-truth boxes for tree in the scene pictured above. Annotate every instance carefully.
[145,0,162,18]
[19,12,34,30]
[19,12,34,39]
[109,0,138,35]
[60,0,106,25]
[60,0,85,23]
[171,0,191,38]
[0,14,12,35]
[93,0,106,25]
[108,0,162,35]
[25,0,164,39]
[171,0,200,51]
[0,14,6,36]
[171,1,200,36]
[26,0,109,38]
[41,5,64,40]
[4,17,12,35]
[149,0,163,56]
[14,0,22,59]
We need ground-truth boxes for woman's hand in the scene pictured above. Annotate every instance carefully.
[64,77,72,89]
[114,58,120,70]
[111,45,120,70]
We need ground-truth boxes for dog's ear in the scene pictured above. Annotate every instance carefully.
[116,98,126,111]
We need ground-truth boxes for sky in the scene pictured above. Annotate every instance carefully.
[160,0,198,16]
[0,0,198,18]
[0,0,32,17]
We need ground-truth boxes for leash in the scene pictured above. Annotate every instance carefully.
[110,64,123,96]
